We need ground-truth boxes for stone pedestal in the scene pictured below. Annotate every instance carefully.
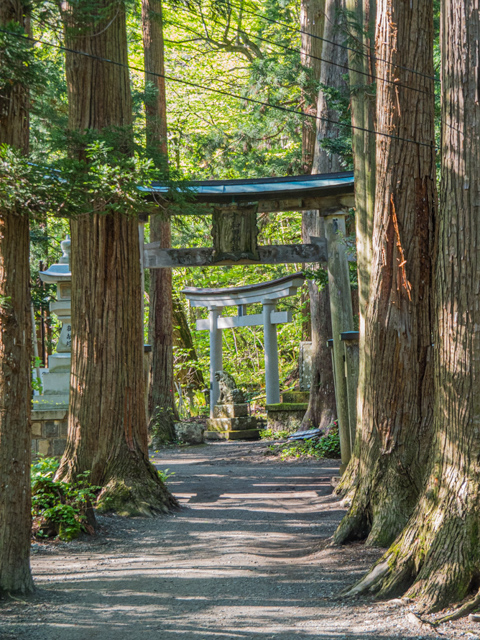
[31,409,68,457]
[205,403,260,440]
[266,402,308,433]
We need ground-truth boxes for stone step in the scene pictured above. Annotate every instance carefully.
[48,353,71,373]
[205,429,261,441]
[32,396,69,412]
[207,416,258,432]
[41,371,70,395]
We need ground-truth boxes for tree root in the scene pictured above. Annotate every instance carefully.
[96,460,179,516]
[97,476,179,516]
[436,590,480,624]
[333,506,370,545]
[343,561,390,596]
[338,482,480,616]
[334,453,360,497]
[405,613,438,633]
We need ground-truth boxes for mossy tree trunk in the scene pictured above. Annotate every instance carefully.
[301,0,344,431]
[346,0,480,612]
[0,0,34,596]
[142,0,178,443]
[334,0,437,547]
[56,0,177,515]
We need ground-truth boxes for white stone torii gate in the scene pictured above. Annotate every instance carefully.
[182,273,305,416]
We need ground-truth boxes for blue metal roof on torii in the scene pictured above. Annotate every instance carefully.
[140,171,354,205]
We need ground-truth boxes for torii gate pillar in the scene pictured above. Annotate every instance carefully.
[209,307,223,414]
[263,300,280,405]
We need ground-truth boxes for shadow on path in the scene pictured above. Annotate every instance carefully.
[0,442,435,640]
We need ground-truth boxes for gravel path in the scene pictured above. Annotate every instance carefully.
[0,441,477,639]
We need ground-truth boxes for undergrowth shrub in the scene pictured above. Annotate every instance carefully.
[269,422,341,460]
[259,428,290,440]
[31,457,99,541]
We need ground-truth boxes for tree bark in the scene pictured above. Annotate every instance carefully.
[334,0,437,547]
[173,296,205,391]
[148,213,178,443]
[345,0,480,613]
[301,217,336,431]
[56,0,177,515]
[301,0,346,431]
[301,0,325,174]
[142,0,178,442]
[0,0,34,596]
[300,0,324,343]
[335,0,377,496]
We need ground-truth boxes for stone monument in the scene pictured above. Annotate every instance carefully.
[205,371,260,440]
[35,236,72,410]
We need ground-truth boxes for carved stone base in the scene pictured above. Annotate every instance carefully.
[213,403,249,419]
[205,404,260,440]
[266,402,308,433]
[207,415,258,432]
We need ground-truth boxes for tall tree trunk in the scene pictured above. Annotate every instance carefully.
[335,0,377,496]
[173,296,205,391]
[334,0,437,547]
[300,0,324,343]
[301,0,324,174]
[142,0,178,442]
[346,0,480,613]
[0,0,34,596]
[56,0,177,515]
[301,0,346,431]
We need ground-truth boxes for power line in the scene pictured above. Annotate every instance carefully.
[0,28,437,150]
[224,0,441,84]
[247,31,433,96]
[165,16,433,97]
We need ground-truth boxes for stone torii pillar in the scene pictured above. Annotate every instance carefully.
[263,299,280,405]
[209,306,223,414]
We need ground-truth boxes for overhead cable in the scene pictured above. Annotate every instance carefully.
[222,0,441,84]
[0,27,438,150]
[165,16,434,96]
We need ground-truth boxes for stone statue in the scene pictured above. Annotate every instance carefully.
[215,371,246,405]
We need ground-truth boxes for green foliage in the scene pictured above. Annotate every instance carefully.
[157,468,175,482]
[0,145,57,217]
[32,357,43,394]
[31,457,99,541]
[317,83,353,169]
[259,428,290,440]
[0,21,46,93]
[268,423,341,460]
[304,266,329,290]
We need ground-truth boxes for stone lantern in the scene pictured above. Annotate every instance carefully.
[37,236,72,408]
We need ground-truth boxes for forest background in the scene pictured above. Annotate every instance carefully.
[24,0,359,411]
[7,0,476,619]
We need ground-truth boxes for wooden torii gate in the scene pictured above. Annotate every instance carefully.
[141,171,356,468]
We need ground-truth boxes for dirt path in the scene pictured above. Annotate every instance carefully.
[0,441,476,639]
